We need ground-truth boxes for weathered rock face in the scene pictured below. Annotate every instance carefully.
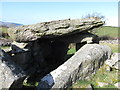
[8,19,104,42]
[37,44,112,89]
[0,49,26,89]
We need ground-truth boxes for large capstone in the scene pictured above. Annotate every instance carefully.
[8,19,104,42]
[0,49,26,89]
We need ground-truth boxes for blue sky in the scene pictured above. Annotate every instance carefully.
[0,2,118,26]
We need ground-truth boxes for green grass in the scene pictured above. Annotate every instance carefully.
[95,26,118,38]
[67,48,76,55]
[23,81,38,87]
[0,27,8,34]
[72,64,119,89]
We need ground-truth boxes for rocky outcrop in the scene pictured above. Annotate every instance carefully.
[37,44,111,89]
[0,49,26,89]
[8,19,104,42]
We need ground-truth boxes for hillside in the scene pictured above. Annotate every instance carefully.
[95,26,118,39]
[0,21,23,28]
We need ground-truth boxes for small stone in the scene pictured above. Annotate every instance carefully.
[114,82,120,89]
[105,53,120,70]
[85,84,93,90]
[105,65,112,71]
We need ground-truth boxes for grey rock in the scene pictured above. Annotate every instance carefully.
[37,44,111,89]
[0,49,26,89]
[114,82,120,89]
[86,84,93,90]
[105,53,120,70]
[8,18,104,42]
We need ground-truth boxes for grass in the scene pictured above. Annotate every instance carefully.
[94,26,118,38]
[0,27,8,34]
[23,81,38,87]
[67,48,76,55]
[0,27,10,38]
[71,64,119,89]
[67,43,119,54]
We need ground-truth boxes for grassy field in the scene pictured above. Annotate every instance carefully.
[0,27,10,38]
[0,27,8,34]
[94,26,119,38]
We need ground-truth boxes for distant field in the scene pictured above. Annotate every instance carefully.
[0,27,8,34]
[94,26,119,38]
[0,27,9,38]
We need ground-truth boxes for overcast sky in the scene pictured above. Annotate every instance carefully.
[0,1,118,27]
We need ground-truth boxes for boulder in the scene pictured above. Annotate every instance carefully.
[37,44,111,89]
[0,49,26,89]
[105,53,120,70]
[8,18,104,42]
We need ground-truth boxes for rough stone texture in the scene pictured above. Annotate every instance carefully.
[0,48,26,89]
[105,53,120,70]
[37,44,111,89]
[8,19,104,42]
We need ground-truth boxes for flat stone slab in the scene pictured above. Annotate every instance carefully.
[37,44,111,89]
[8,19,104,42]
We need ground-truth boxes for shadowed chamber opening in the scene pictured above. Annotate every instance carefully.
[25,40,70,87]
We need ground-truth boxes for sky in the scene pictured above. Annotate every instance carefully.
[0,1,119,27]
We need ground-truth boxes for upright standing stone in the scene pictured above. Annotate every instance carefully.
[0,49,26,89]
